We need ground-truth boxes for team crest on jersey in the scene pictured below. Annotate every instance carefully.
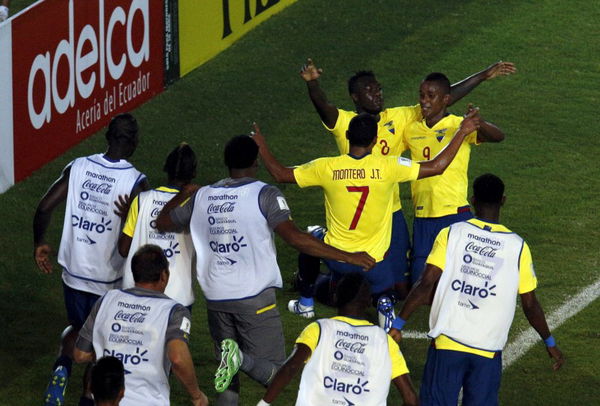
[383,120,395,134]
[434,128,447,142]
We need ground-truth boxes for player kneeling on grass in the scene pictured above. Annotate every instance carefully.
[257,272,418,406]
[389,174,564,406]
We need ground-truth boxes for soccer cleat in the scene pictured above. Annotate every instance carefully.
[377,296,396,333]
[288,299,315,318]
[214,338,242,393]
[42,366,68,405]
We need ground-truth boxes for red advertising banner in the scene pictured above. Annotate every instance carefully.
[11,0,164,182]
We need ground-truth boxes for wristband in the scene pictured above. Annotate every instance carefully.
[257,400,271,406]
[544,335,556,348]
[391,317,406,331]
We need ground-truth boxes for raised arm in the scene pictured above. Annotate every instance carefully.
[252,123,297,183]
[275,220,375,270]
[417,108,481,179]
[520,291,564,371]
[449,61,516,106]
[301,58,339,128]
[168,339,209,406]
[155,184,199,232]
[33,165,71,274]
[464,103,505,143]
[260,344,312,405]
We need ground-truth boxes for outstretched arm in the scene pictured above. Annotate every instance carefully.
[33,165,71,273]
[389,263,442,342]
[464,103,505,143]
[252,123,297,183]
[417,108,481,179]
[521,291,565,371]
[301,58,339,128]
[392,374,419,406]
[449,61,516,106]
[275,220,375,270]
[260,344,312,405]
[155,184,200,232]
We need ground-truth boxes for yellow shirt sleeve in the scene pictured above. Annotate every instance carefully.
[295,321,320,353]
[426,227,450,270]
[325,109,354,154]
[294,158,326,188]
[518,242,538,294]
[389,156,420,182]
[387,336,410,379]
[122,195,140,237]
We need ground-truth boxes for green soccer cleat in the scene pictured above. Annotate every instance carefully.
[214,338,242,393]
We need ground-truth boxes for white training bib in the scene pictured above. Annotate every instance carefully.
[428,221,524,351]
[190,180,282,301]
[93,289,178,406]
[122,188,195,306]
[296,319,392,406]
[59,154,145,295]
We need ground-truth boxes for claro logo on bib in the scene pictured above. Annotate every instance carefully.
[26,0,150,130]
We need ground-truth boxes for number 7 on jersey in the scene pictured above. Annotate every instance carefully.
[346,186,369,230]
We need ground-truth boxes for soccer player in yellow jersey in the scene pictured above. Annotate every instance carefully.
[390,174,564,406]
[407,72,505,284]
[300,58,516,298]
[258,272,418,406]
[253,111,480,329]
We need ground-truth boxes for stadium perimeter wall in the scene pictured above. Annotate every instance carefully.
[0,0,296,193]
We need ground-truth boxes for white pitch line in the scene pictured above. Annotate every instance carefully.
[502,277,600,369]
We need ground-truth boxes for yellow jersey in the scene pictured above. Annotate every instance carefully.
[326,106,421,211]
[427,218,537,358]
[294,154,420,261]
[403,114,477,218]
[296,316,410,378]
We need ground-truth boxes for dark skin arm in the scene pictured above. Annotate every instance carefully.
[251,124,296,184]
[416,108,481,179]
[449,61,516,106]
[300,58,339,129]
[520,290,565,370]
[155,184,200,232]
[262,344,312,403]
[118,233,133,258]
[73,347,94,364]
[463,104,505,143]
[33,165,71,274]
[113,177,150,220]
[393,374,419,406]
[275,220,375,270]
[389,263,443,342]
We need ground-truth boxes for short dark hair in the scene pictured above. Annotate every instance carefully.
[163,143,197,183]
[335,272,371,308]
[348,70,376,95]
[106,113,138,144]
[423,72,451,95]
[91,356,124,403]
[131,245,169,283]
[224,135,258,170]
[347,114,377,147]
[473,173,505,205]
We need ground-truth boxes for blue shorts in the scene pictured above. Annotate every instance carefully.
[388,210,411,284]
[420,344,502,406]
[63,283,101,329]
[411,208,473,284]
[323,254,394,295]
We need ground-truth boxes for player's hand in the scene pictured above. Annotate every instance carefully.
[459,106,481,135]
[34,244,53,274]
[114,194,131,220]
[389,327,402,343]
[484,61,516,80]
[347,251,376,271]
[191,391,209,406]
[546,345,565,371]
[251,122,267,150]
[300,58,323,82]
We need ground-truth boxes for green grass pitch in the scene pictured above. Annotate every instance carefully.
[1,0,599,404]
